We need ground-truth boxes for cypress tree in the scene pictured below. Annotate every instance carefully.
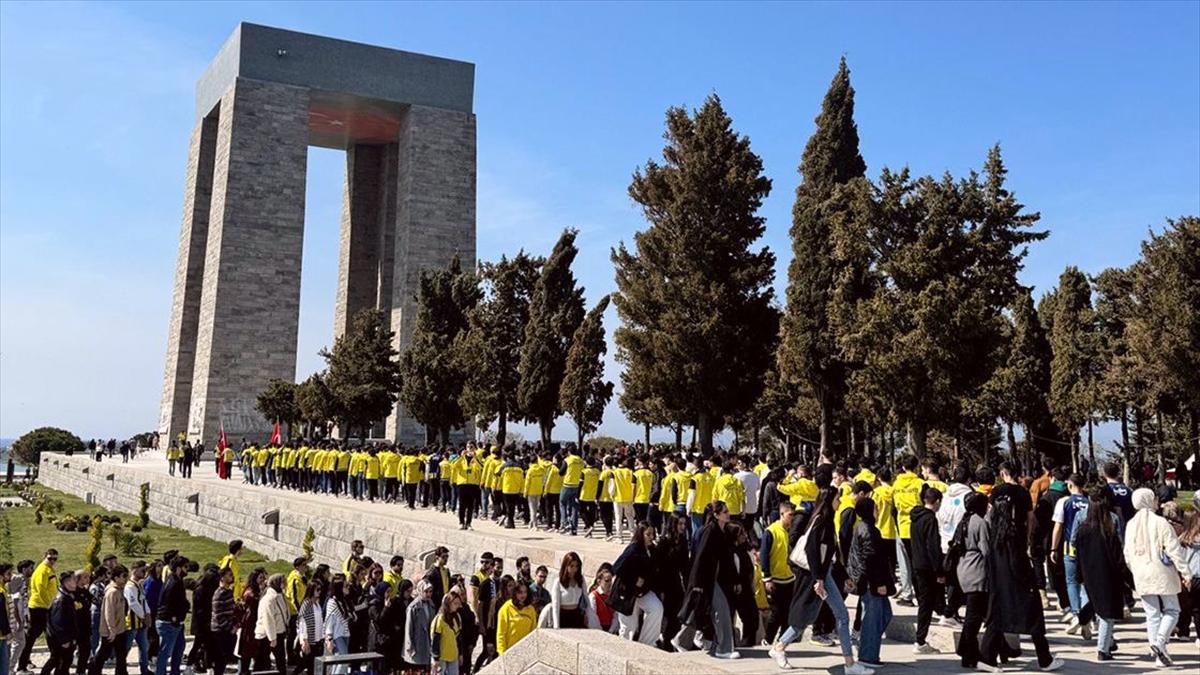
[399,257,481,443]
[615,93,778,453]
[457,252,542,448]
[518,230,586,447]
[778,57,868,459]
[1048,266,1098,469]
[559,296,615,449]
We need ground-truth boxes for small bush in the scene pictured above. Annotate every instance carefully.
[130,523,144,533]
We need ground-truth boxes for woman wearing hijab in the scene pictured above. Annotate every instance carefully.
[1074,487,1125,661]
[405,580,437,672]
[769,484,865,674]
[978,496,1063,672]
[372,579,411,674]
[1123,487,1191,667]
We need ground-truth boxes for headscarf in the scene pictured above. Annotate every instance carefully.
[1126,487,1159,561]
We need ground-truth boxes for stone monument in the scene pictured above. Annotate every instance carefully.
[158,23,475,447]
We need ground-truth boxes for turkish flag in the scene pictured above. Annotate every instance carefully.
[269,421,282,447]
[217,424,229,479]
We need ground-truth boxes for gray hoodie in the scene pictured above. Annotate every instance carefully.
[956,513,990,594]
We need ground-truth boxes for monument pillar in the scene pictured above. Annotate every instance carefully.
[387,105,477,445]
[186,78,311,444]
[159,113,219,444]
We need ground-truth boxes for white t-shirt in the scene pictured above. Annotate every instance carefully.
[735,470,761,515]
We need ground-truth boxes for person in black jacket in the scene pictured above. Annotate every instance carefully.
[674,502,733,656]
[728,522,760,649]
[43,573,80,675]
[186,565,219,672]
[653,512,690,652]
[155,558,191,675]
[72,570,92,675]
[910,486,946,654]
[611,522,663,647]
[847,498,894,669]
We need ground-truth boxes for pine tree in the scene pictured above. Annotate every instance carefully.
[1048,266,1098,469]
[559,296,614,449]
[518,230,586,447]
[321,308,403,441]
[778,57,868,459]
[615,94,778,453]
[458,252,542,447]
[1094,266,1138,457]
[400,257,481,443]
[255,379,299,439]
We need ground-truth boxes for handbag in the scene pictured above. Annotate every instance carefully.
[789,529,811,570]
[607,574,637,616]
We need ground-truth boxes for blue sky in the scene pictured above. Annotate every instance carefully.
[1,1,1197,446]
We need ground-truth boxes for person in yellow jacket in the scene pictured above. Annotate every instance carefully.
[454,449,483,530]
[597,459,615,539]
[285,557,308,615]
[580,460,601,538]
[336,448,352,496]
[218,539,244,597]
[365,450,382,502]
[495,583,538,655]
[381,449,400,503]
[401,451,422,509]
[610,457,636,542]
[655,464,677,531]
[543,458,564,532]
[561,449,586,535]
[18,549,58,673]
[688,464,716,544]
[713,461,746,516]
[383,555,405,599]
[872,468,899,573]
[523,459,547,531]
[776,465,818,511]
[633,457,654,524]
[892,454,925,605]
[430,593,463,672]
[759,502,795,644]
[483,449,504,521]
[499,453,525,529]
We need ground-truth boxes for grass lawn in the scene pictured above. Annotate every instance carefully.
[1,483,289,574]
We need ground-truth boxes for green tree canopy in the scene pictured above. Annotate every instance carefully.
[12,426,84,465]
[615,93,779,453]
[518,230,586,447]
[255,379,299,437]
[458,252,542,447]
[321,308,403,441]
[1048,265,1099,466]
[296,372,337,439]
[559,295,614,449]
[400,256,481,444]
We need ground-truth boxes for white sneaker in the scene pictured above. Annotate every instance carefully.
[713,651,741,660]
[670,634,686,652]
[768,646,792,670]
[939,615,962,628]
[693,631,707,649]
[858,659,883,669]
[975,664,1004,673]
[1065,616,1082,635]
[913,642,940,654]
[1040,656,1065,671]
[845,664,875,675]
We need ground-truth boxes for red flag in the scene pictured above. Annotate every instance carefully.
[217,424,229,479]
[269,421,281,446]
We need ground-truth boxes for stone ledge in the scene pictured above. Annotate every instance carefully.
[478,630,738,675]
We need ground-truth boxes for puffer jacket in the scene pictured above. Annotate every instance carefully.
[847,520,894,597]
[1123,488,1189,596]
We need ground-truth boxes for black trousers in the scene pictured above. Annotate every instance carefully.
[404,483,418,508]
[957,591,988,667]
[544,494,561,529]
[291,638,323,675]
[581,501,597,530]
[254,636,287,674]
[599,501,614,536]
[458,484,480,527]
[440,480,452,511]
[914,569,945,645]
[765,580,794,644]
[20,607,49,669]
[75,628,90,675]
[733,591,759,647]
[209,631,236,675]
[981,619,1051,668]
[41,640,75,675]
[504,493,521,528]
[88,635,129,675]
[634,503,649,524]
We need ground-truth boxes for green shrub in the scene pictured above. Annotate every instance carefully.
[11,426,84,465]
[138,484,150,528]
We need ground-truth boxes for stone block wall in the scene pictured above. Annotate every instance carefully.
[36,456,615,580]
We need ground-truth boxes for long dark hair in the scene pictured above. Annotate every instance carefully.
[806,486,837,533]
[329,573,353,618]
[988,495,1020,554]
[559,552,584,589]
[1082,486,1116,540]
[631,521,655,549]
[244,569,266,598]
[703,500,729,527]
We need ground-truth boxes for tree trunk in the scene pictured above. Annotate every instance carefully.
[888,428,896,471]
[577,422,585,451]
[753,426,761,454]
[496,409,508,449]
[1071,434,1079,473]
[644,422,651,451]
[539,417,553,449]
[697,412,714,455]
[1120,405,1130,483]
[733,426,741,452]
[819,395,834,461]
[440,427,451,446]
[1006,420,1017,457]
[1156,409,1165,481]
[691,425,697,448]
[906,421,927,458]
[674,423,683,452]
[784,430,792,463]
[1087,418,1095,474]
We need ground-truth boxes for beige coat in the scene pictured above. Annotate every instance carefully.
[254,587,289,641]
[1123,488,1189,597]
[98,582,129,639]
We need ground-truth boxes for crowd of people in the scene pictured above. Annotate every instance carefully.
[4,442,1199,675]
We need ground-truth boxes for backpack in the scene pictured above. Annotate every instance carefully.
[944,514,971,572]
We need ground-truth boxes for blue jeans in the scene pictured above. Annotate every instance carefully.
[779,569,853,658]
[127,627,149,675]
[1064,555,1088,617]
[561,486,581,534]
[690,514,705,548]
[859,592,892,663]
[154,621,185,675]
[1,637,10,675]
